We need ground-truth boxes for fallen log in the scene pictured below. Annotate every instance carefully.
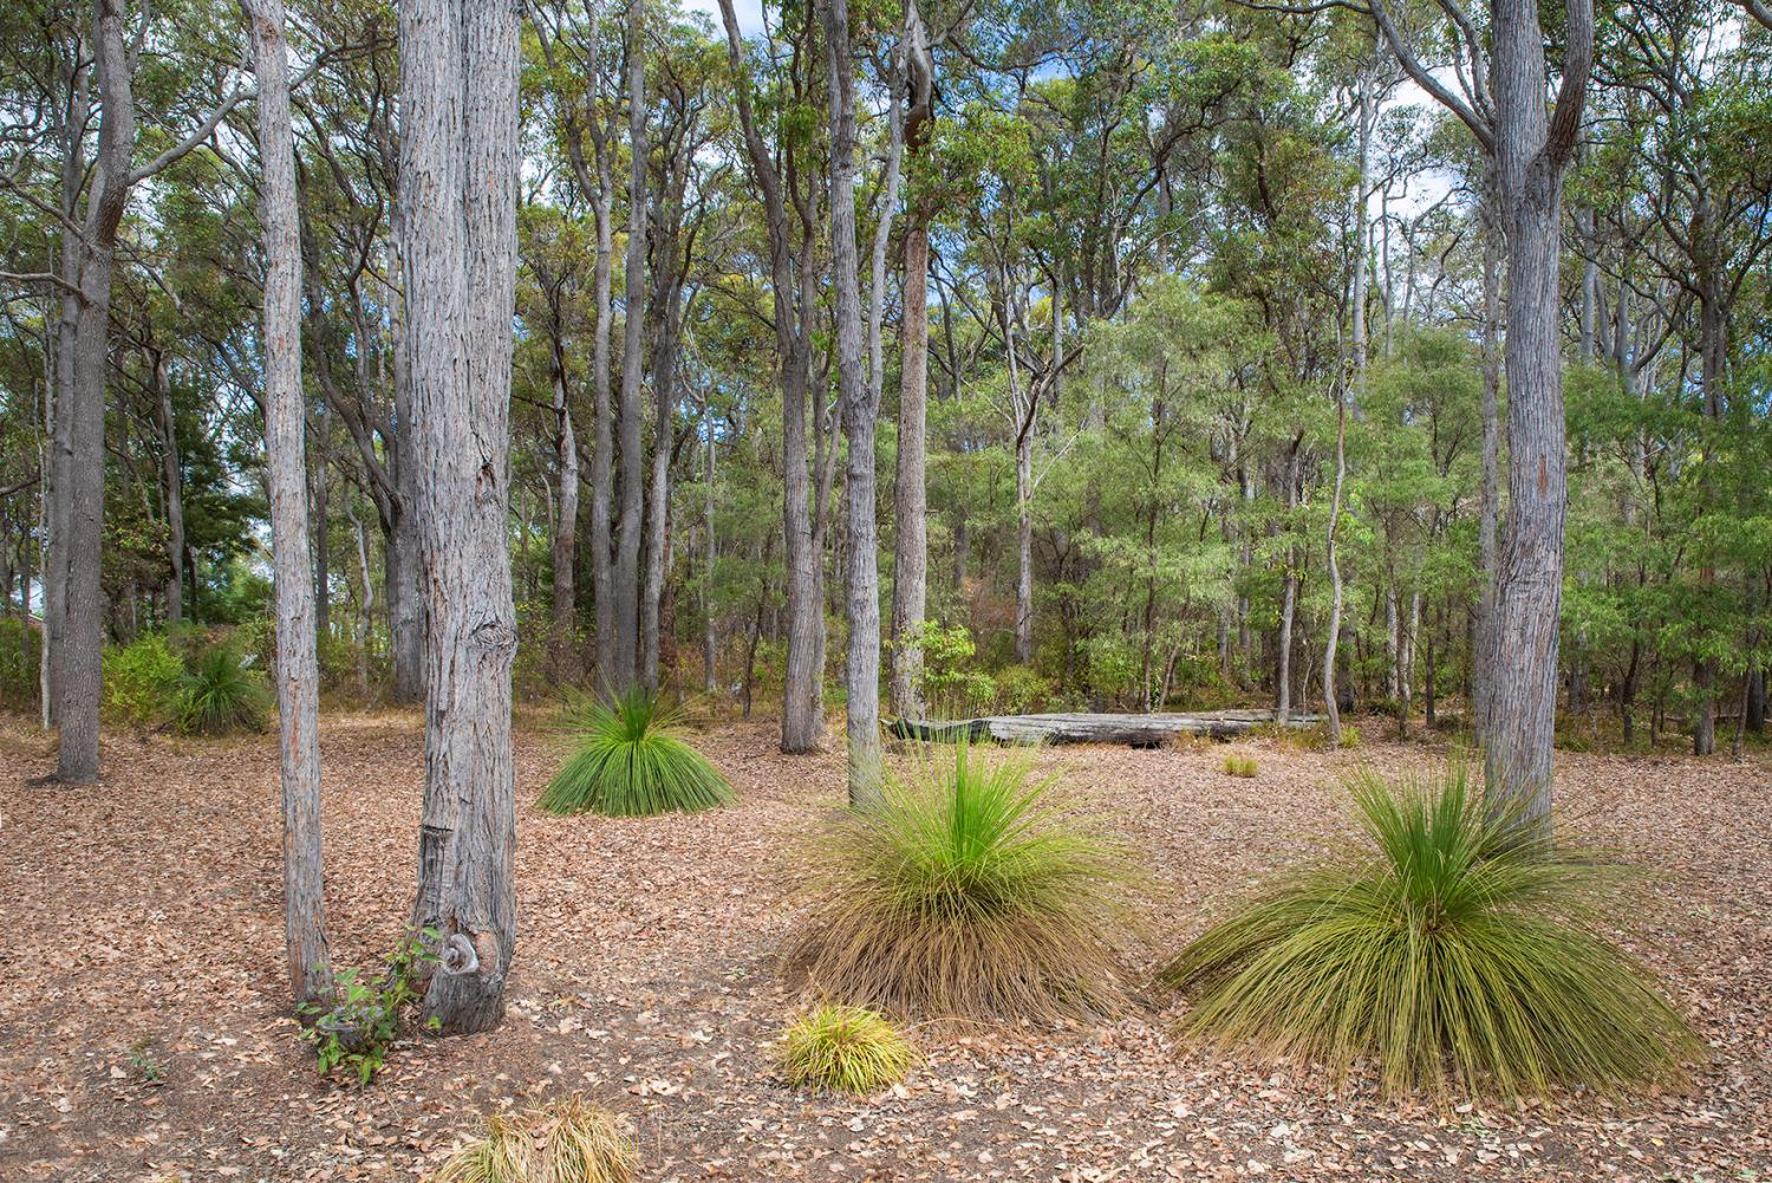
[889,709,1326,747]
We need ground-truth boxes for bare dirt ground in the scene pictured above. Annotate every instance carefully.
[1,710,1768,1182]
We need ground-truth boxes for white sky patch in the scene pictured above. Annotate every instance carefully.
[682,0,766,37]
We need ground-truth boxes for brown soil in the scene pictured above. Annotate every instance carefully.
[0,711,1767,1181]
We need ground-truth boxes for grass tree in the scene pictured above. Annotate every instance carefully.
[785,741,1134,1020]
[538,690,734,817]
[1161,765,1696,1099]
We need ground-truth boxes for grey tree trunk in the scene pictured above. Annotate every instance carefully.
[715,0,823,751]
[590,108,617,692]
[1473,177,1503,745]
[611,0,648,693]
[550,356,579,683]
[888,3,934,719]
[244,0,332,1010]
[400,0,521,1034]
[151,349,186,624]
[824,0,881,803]
[51,0,136,783]
[702,395,717,695]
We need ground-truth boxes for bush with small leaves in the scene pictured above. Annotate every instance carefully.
[538,689,734,817]
[784,741,1136,1020]
[1160,764,1698,1100]
[778,1004,916,1094]
[299,928,438,1085]
[103,633,185,729]
[432,1095,635,1183]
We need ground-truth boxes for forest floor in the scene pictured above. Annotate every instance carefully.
[0,709,1768,1182]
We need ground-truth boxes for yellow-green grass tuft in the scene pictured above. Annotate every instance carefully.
[1222,753,1258,777]
[778,1004,917,1094]
[431,1095,635,1183]
[538,688,734,817]
[783,740,1137,1021]
[1160,763,1699,1101]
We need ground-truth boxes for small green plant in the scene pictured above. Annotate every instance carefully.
[906,620,997,718]
[127,1036,165,1085]
[778,1004,917,1094]
[104,633,185,728]
[433,1095,635,1183]
[1222,753,1258,777]
[299,928,439,1085]
[538,688,734,817]
[175,644,272,735]
[784,740,1135,1020]
[1337,723,1361,749]
[992,665,1054,715]
[1160,764,1698,1100]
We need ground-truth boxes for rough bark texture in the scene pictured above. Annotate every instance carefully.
[611,0,648,694]
[1482,0,1590,831]
[824,0,880,803]
[400,0,521,1035]
[152,349,186,624]
[589,105,617,692]
[244,0,332,1010]
[714,0,822,752]
[549,358,579,683]
[51,0,135,782]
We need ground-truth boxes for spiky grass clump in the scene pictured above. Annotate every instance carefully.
[537,689,734,817]
[1160,765,1697,1100]
[784,741,1135,1021]
[1222,753,1258,778]
[778,1004,917,1094]
[432,1095,635,1183]
[175,645,272,735]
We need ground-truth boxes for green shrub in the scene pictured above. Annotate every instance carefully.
[104,633,186,728]
[1222,753,1258,778]
[1160,764,1697,1100]
[784,741,1134,1020]
[0,618,40,711]
[175,644,272,735]
[537,688,734,817]
[432,1095,635,1183]
[992,664,1053,715]
[298,928,439,1085]
[778,1004,916,1094]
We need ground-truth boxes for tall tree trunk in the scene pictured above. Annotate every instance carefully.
[611,0,648,693]
[1472,176,1503,746]
[149,349,187,625]
[1275,438,1300,723]
[51,0,137,783]
[549,356,579,682]
[245,0,332,1009]
[702,396,717,695]
[825,0,881,802]
[715,0,822,751]
[1481,0,1591,830]
[401,0,520,1034]
[888,6,934,719]
[641,276,687,691]
[346,499,373,700]
[589,109,617,692]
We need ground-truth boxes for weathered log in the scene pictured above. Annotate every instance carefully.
[889,710,1325,747]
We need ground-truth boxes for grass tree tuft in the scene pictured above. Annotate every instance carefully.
[538,688,734,817]
[778,1003,917,1094]
[1160,763,1698,1100]
[175,644,272,736]
[1222,752,1258,778]
[784,741,1135,1021]
[432,1095,635,1183]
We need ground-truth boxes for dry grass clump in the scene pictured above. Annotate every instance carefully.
[1222,752,1258,777]
[784,741,1136,1021]
[431,1095,634,1183]
[777,1004,917,1094]
[1161,764,1699,1101]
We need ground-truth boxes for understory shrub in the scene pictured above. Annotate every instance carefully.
[432,1095,635,1183]
[299,928,438,1085]
[991,665,1054,715]
[104,633,186,728]
[783,741,1135,1020]
[175,643,272,735]
[537,689,733,817]
[0,618,39,710]
[778,1004,916,1094]
[1160,765,1697,1100]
